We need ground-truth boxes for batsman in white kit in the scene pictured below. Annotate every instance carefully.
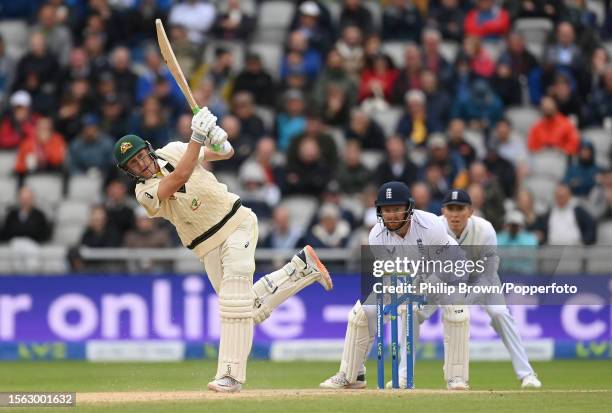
[113,108,333,393]
[320,181,471,390]
[433,189,541,389]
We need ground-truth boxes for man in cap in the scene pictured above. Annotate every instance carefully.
[113,108,332,392]
[438,189,541,388]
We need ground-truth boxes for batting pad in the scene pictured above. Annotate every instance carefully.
[251,256,317,324]
[442,305,470,382]
[340,301,371,383]
[216,274,254,383]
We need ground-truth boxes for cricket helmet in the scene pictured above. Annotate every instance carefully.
[375,181,414,231]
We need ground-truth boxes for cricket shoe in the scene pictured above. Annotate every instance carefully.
[385,379,408,389]
[521,373,542,389]
[447,376,469,390]
[319,372,366,389]
[207,376,242,393]
[294,245,333,291]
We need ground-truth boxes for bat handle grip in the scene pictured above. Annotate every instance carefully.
[192,105,222,152]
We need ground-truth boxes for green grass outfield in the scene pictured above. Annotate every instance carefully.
[0,360,610,413]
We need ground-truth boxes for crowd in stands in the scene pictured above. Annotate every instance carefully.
[1,0,612,272]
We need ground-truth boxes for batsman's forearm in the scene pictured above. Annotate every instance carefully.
[174,140,203,182]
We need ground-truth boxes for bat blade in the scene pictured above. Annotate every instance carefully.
[155,19,199,113]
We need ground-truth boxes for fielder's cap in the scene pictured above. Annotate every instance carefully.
[10,90,31,107]
[428,133,448,149]
[300,1,320,16]
[442,189,471,206]
[505,210,525,226]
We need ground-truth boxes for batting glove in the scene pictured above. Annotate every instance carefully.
[190,108,217,144]
[207,125,228,146]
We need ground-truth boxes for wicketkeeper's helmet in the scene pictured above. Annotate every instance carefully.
[375,181,415,230]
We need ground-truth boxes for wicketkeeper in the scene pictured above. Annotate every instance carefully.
[320,181,470,390]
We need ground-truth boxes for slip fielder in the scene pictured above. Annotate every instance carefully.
[394,190,541,389]
[433,189,541,388]
[113,108,333,393]
[320,181,470,390]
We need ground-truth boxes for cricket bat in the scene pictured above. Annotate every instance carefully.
[155,19,221,151]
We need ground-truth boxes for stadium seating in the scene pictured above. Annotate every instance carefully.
[279,195,319,231]
[382,42,406,67]
[587,0,605,24]
[439,41,459,62]
[55,200,90,227]
[248,42,283,80]
[328,127,347,155]
[360,150,384,171]
[529,150,568,181]
[514,18,553,48]
[363,0,382,32]
[255,106,276,131]
[482,40,504,62]
[24,174,64,208]
[370,107,403,138]
[464,129,486,159]
[51,224,85,247]
[0,151,16,176]
[582,128,612,169]
[0,175,17,206]
[504,106,541,137]
[523,176,557,214]
[67,175,103,203]
[254,1,295,43]
[596,221,612,245]
[40,246,69,274]
[0,20,29,59]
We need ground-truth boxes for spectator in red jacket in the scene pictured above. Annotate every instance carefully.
[358,53,398,102]
[14,116,66,175]
[464,0,510,40]
[456,35,496,78]
[0,90,39,149]
[527,96,580,155]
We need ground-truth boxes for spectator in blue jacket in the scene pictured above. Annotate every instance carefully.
[451,79,504,131]
[68,114,114,177]
[281,31,323,81]
[276,89,307,151]
[563,141,600,197]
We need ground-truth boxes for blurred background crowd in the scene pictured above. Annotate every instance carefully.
[1,0,612,272]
